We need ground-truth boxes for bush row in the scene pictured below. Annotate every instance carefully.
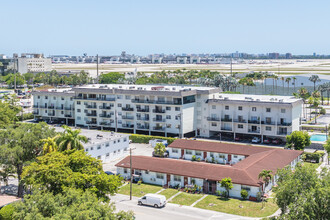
[129,134,177,145]
[19,113,34,121]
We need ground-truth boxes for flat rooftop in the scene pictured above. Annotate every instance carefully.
[54,127,129,147]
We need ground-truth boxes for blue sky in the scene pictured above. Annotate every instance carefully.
[1,0,329,56]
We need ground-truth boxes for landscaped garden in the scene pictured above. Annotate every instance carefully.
[194,195,278,218]
[159,188,179,199]
[170,192,204,206]
[118,183,162,197]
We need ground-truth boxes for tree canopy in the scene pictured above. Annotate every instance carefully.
[12,188,134,220]
[99,72,125,84]
[219,177,233,198]
[154,143,167,157]
[55,125,88,151]
[22,150,122,200]
[286,131,311,150]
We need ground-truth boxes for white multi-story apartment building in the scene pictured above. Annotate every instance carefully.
[17,53,52,73]
[32,85,302,140]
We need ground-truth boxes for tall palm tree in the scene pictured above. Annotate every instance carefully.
[318,84,325,105]
[274,75,279,94]
[258,170,273,208]
[308,97,314,121]
[292,77,297,92]
[281,76,285,95]
[55,125,88,151]
[309,75,321,91]
[285,77,292,94]
[298,88,310,119]
[312,91,321,123]
[41,137,58,154]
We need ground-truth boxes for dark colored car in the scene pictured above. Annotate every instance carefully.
[235,136,241,142]
[272,138,282,145]
[263,138,272,144]
[105,171,115,175]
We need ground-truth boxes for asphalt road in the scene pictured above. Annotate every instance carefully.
[111,194,255,220]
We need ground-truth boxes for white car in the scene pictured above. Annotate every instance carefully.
[251,137,261,143]
[138,194,166,208]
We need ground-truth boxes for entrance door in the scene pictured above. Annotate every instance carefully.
[184,177,188,186]
[167,174,170,186]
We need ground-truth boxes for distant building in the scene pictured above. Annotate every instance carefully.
[285,53,293,59]
[17,53,52,73]
[268,53,279,59]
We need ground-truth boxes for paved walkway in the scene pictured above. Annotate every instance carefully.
[168,191,182,202]
[191,194,207,207]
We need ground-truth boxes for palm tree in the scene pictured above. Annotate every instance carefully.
[312,91,321,123]
[274,75,279,94]
[285,77,291,94]
[258,170,273,208]
[309,75,321,91]
[55,125,88,151]
[298,88,310,119]
[41,137,58,154]
[318,84,325,105]
[308,97,314,121]
[281,76,285,95]
[292,77,297,92]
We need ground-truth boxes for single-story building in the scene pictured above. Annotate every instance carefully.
[116,140,302,199]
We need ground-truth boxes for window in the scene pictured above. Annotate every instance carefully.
[219,154,225,159]
[166,106,171,111]
[117,95,122,99]
[195,151,202,156]
[252,107,257,111]
[77,101,81,105]
[238,124,243,129]
[125,95,131,100]
[118,103,122,107]
[166,115,171,119]
[225,106,229,110]
[241,185,251,191]
[186,150,192,155]
[145,170,149,174]
[124,138,127,142]
[106,153,109,157]
[210,152,214,157]
[61,97,64,100]
[77,109,81,112]
[124,168,128,174]
[38,96,40,99]
[53,97,56,100]
[77,116,81,120]
[238,106,243,111]
[211,122,217,127]
[90,147,94,150]
[118,139,120,143]
[172,148,178,153]
[45,96,48,99]
[97,156,101,159]
[233,155,238,158]
[175,107,180,111]
[266,108,271,113]
[173,175,181,182]
[281,109,286,113]
[106,143,109,147]
[166,124,171,128]
[85,148,89,152]
[266,126,272,131]
[212,105,216,109]
[97,145,101,150]
[156,173,164,179]
[114,150,116,154]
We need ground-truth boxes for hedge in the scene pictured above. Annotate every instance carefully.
[303,152,323,163]
[129,134,177,145]
[0,204,15,220]
[19,113,34,121]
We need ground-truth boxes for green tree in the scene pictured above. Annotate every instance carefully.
[154,143,166,157]
[41,136,58,154]
[274,164,329,219]
[23,72,35,84]
[0,203,15,220]
[240,189,248,200]
[0,97,21,127]
[13,188,134,219]
[286,131,311,150]
[3,73,25,88]
[309,74,321,91]
[258,169,273,208]
[219,177,233,198]
[298,87,310,119]
[99,72,125,84]
[55,125,88,151]
[323,139,330,165]
[21,150,123,200]
[0,122,56,197]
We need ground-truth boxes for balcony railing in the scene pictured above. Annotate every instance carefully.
[131,99,181,105]
[152,109,166,114]
[248,129,261,133]
[153,118,166,122]
[137,117,149,121]
[65,107,74,110]
[221,127,232,131]
[207,117,220,122]
[277,131,291,135]
[86,121,98,125]
[56,106,64,110]
[122,124,134,128]
[75,96,115,101]
[122,115,134,120]
[221,118,232,122]
[99,114,111,118]
[136,108,149,112]
[264,121,276,125]
[33,111,39,115]
[278,122,292,126]
[248,120,260,124]
[48,113,55,116]
[233,119,247,123]
[99,106,111,110]
[122,107,134,111]
[85,105,97,109]
[100,121,113,126]
[64,114,73,118]
[137,125,150,130]
[33,105,38,108]
[153,126,165,131]
[48,106,55,109]
[86,113,97,117]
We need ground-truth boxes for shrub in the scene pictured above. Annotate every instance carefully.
[20,113,34,121]
[240,189,249,200]
[0,204,15,220]
[129,134,176,144]
[220,191,228,198]
[303,152,322,163]
[192,155,196,161]
[196,157,201,162]
[320,108,326,115]
[256,192,262,202]
[211,157,215,163]
[137,180,142,185]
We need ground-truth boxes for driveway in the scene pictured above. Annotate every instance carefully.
[110,194,255,220]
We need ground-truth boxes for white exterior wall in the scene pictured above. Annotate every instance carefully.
[140,171,166,186]
[188,177,203,187]
[231,154,245,164]
[168,147,182,159]
[170,175,184,187]
[18,57,51,73]
[217,183,260,198]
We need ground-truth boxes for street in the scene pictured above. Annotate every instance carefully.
[110,194,255,220]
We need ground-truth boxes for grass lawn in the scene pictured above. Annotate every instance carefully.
[159,188,179,199]
[170,192,204,206]
[303,162,320,170]
[195,195,278,218]
[118,183,162,197]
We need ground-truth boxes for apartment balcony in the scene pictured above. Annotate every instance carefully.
[65,107,74,110]
[85,105,97,109]
[122,107,134,111]
[221,118,232,122]
[153,118,166,122]
[122,115,134,120]
[56,106,64,110]
[39,106,47,109]
[64,114,73,118]
[248,129,261,134]
[221,127,232,131]
[137,117,150,121]
[86,121,98,126]
[33,105,38,108]
[233,119,247,123]
[153,126,165,131]
[99,106,111,110]
[264,121,276,125]
[33,111,39,115]
[100,121,113,126]
[152,109,166,114]
[48,106,55,109]
[137,125,150,130]
[48,113,55,116]
[248,120,260,124]
[207,117,220,122]
[86,113,97,117]
[99,114,111,118]
[75,96,115,101]
[277,122,292,126]
[136,108,149,112]
[131,99,181,105]
[277,131,291,135]
[122,124,134,128]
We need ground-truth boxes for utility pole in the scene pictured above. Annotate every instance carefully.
[130,148,132,200]
[96,54,99,83]
[230,57,233,76]
[14,57,17,92]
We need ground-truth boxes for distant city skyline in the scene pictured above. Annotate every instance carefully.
[1,0,330,55]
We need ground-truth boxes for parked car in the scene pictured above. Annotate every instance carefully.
[251,137,261,143]
[138,194,166,208]
[105,171,115,175]
[263,138,272,144]
[152,150,169,158]
[235,136,241,142]
[272,138,282,145]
